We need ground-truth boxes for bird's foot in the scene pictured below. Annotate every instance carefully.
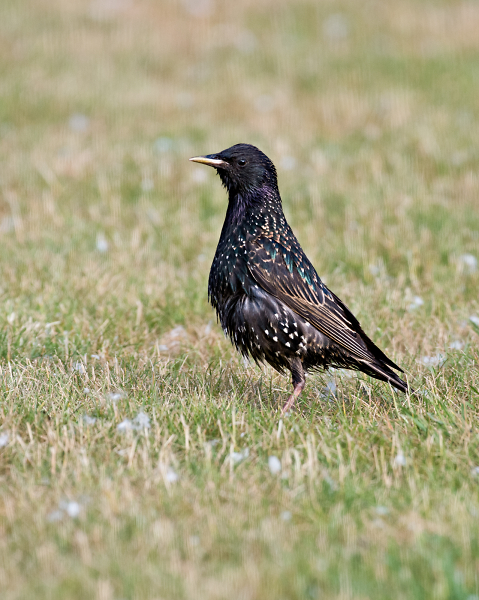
[281,394,295,415]
[281,381,305,415]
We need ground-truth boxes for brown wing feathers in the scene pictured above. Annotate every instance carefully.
[249,237,403,373]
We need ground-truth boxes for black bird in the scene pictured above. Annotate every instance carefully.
[190,144,411,412]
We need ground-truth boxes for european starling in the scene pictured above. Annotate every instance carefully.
[190,144,411,412]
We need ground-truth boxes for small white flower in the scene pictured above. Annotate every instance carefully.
[132,411,150,430]
[73,361,86,374]
[408,296,424,311]
[0,432,9,447]
[449,340,464,351]
[169,326,186,338]
[204,438,220,449]
[280,510,292,521]
[60,500,81,518]
[375,506,389,516]
[229,448,249,464]
[268,455,282,475]
[471,466,479,477]
[117,419,132,431]
[470,315,479,327]
[7,312,15,324]
[50,499,84,521]
[166,468,179,483]
[96,233,109,253]
[108,391,125,402]
[117,411,150,432]
[458,253,477,273]
[320,379,337,400]
[394,452,406,467]
[68,113,89,132]
[83,415,96,425]
[421,354,446,367]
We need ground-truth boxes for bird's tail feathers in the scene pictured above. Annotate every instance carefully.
[357,359,413,394]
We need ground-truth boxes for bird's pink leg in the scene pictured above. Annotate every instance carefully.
[281,360,306,414]
[281,379,305,414]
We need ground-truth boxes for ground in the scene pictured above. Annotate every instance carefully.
[1,0,479,598]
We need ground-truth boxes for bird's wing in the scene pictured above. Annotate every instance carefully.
[248,235,402,371]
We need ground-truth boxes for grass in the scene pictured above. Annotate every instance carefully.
[1,0,479,598]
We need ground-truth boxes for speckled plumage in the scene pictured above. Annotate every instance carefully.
[190,144,411,411]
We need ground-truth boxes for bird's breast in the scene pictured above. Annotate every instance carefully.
[208,234,250,308]
[216,285,334,372]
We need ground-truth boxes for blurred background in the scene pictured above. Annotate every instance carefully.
[1,0,478,361]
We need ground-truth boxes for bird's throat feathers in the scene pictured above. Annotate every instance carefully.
[223,184,282,230]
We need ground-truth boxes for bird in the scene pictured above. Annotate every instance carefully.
[190,143,411,412]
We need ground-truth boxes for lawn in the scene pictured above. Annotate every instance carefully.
[1,0,479,598]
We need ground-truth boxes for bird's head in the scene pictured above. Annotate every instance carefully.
[190,143,278,196]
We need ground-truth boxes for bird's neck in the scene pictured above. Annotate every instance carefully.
[224,191,251,229]
[224,185,282,229]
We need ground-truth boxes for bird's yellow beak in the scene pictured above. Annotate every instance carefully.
[189,156,227,168]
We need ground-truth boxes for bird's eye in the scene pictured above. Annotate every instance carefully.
[237,159,246,167]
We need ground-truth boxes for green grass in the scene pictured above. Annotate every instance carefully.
[1,0,479,598]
